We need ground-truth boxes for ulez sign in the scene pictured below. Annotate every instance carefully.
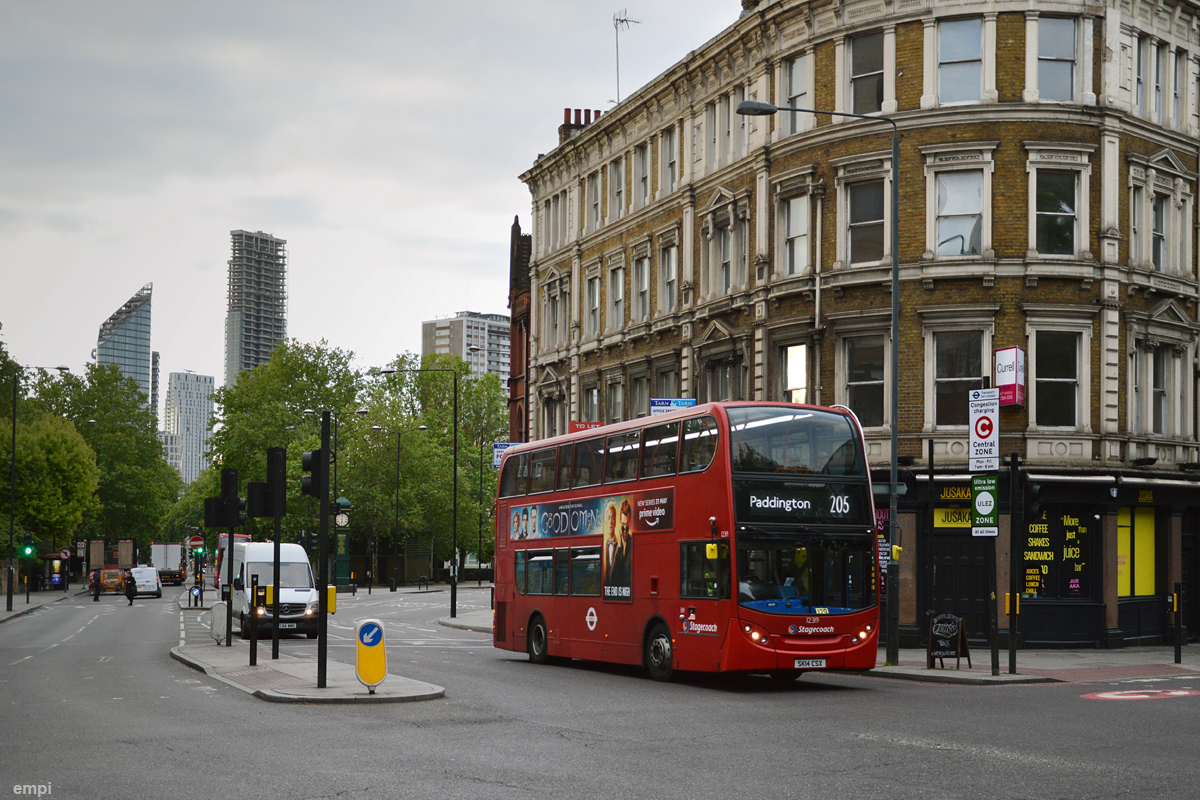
[971,474,998,537]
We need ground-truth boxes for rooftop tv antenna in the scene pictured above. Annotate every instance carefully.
[612,10,641,104]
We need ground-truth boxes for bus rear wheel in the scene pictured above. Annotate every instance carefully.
[528,615,549,665]
[645,623,674,682]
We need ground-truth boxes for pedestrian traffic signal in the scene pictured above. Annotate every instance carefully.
[301,449,326,499]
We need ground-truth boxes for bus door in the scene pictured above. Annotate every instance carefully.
[494,502,512,647]
[675,540,732,669]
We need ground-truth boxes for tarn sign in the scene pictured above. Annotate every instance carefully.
[650,398,697,416]
[968,388,999,472]
[493,442,514,469]
[971,474,998,537]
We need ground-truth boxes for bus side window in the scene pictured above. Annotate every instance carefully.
[680,541,730,599]
[529,448,557,494]
[640,421,680,478]
[554,549,570,595]
[499,453,529,498]
[680,415,718,473]
[572,437,605,488]
[604,431,640,483]
[527,551,553,595]
[555,443,574,491]
[570,547,600,596]
[514,551,527,595]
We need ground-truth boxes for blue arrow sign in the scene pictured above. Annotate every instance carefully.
[358,621,382,647]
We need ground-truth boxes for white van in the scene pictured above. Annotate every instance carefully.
[231,542,318,639]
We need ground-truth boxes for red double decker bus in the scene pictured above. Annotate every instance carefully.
[492,401,878,681]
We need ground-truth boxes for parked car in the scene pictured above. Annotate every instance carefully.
[130,566,162,598]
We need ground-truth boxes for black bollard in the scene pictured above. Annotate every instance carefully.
[250,575,258,667]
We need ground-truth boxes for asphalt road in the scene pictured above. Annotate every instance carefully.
[3,586,1199,799]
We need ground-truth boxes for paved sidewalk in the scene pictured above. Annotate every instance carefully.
[441,607,1200,685]
[871,644,1200,685]
[0,584,90,624]
[172,592,444,703]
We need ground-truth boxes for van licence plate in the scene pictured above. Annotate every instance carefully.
[279,623,296,629]
[794,659,826,669]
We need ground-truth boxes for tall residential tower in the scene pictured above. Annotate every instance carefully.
[421,311,511,383]
[162,372,214,484]
[224,230,287,388]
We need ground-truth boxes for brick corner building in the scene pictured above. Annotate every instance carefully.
[514,0,1200,648]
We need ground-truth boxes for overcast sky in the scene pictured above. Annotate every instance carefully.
[0,0,738,413]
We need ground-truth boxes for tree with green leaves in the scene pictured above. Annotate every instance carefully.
[27,362,181,556]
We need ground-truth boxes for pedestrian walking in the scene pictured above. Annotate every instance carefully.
[91,570,101,602]
[124,570,136,605]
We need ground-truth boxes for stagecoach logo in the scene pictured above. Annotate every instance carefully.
[789,623,836,634]
[681,619,719,635]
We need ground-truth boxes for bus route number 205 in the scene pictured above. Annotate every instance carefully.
[830,495,852,515]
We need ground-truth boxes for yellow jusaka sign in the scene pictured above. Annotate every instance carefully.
[355,618,387,692]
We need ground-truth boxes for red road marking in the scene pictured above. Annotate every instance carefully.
[1082,689,1200,701]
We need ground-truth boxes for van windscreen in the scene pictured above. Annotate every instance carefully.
[245,562,314,588]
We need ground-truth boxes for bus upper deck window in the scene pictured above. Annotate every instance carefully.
[680,415,718,473]
[529,448,557,494]
[572,437,605,488]
[499,452,530,497]
[640,421,680,478]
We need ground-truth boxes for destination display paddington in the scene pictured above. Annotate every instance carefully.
[733,479,870,526]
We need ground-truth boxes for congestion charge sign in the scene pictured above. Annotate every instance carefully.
[968,388,1000,472]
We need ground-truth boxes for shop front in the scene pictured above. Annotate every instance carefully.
[905,469,1190,649]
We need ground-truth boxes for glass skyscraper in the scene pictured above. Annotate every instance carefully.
[96,282,153,405]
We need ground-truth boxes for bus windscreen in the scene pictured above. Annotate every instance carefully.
[737,537,876,616]
[727,407,863,476]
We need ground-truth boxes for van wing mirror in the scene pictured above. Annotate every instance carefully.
[233,576,243,591]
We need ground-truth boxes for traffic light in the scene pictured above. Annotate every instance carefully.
[247,482,272,518]
[1028,482,1042,519]
[301,449,326,499]
[220,468,246,527]
[367,536,377,556]
[21,533,33,557]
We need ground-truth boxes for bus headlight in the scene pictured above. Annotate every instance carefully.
[741,621,771,646]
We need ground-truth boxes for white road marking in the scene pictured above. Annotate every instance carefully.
[8,656,32,666]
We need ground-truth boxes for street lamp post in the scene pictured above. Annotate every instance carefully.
[478,437,485,587]
[737,100,901,664]
[304,406,367,587]
[371,423,426,591]
[380,366,461,617]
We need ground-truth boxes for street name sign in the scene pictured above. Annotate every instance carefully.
[968,388,1000,472]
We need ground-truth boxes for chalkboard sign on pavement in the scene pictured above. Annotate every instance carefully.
[926,613,972,670]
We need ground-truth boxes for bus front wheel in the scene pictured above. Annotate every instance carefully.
[645,622,674,682]
[528,615,549,665]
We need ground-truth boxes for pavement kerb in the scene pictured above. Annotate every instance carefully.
[864,666,1060,685]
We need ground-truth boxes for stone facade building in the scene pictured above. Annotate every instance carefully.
[516,0,1200,647]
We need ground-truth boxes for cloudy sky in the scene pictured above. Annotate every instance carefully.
[0,0,738,411]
